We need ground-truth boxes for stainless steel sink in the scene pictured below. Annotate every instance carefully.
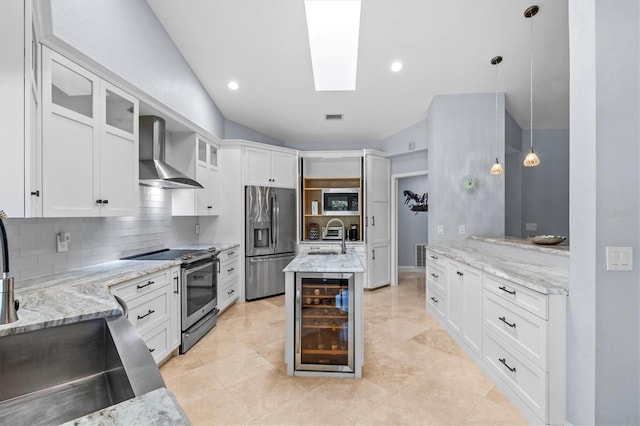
[0,315,165,425]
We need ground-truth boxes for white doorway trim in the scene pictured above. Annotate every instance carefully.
[390,170,428,285]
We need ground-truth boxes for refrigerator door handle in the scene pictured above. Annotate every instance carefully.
[270,194,275,246]
[274,193,279,248]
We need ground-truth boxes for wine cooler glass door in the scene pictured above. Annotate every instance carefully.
[295,272,354,373]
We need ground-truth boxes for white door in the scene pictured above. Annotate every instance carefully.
[270,151,297,188]
[365,154,390,288]
[99,81,138,217]
[42,48,101,217]
[244,147,272,186]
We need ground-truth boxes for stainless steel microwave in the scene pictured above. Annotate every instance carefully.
[322,188,360,216]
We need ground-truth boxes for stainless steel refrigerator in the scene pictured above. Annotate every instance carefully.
[245,186,296,301]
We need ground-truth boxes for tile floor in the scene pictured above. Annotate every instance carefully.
[160,272,529,425]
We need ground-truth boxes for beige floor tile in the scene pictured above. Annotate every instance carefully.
[161,273,530,426]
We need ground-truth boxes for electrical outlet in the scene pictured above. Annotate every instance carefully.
[408,141,416,151]
[56,233,69,253]
[195,224,200,234]
[458,225,466,235]
[606,246,633,271]
[437,225,445,235]
[525,223,537,231]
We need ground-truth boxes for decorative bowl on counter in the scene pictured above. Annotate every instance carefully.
[528,235,567,245]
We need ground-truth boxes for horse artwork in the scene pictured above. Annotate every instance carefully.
[403,190,428,214]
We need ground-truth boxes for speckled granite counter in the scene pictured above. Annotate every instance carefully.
[61,388,190,426]
[469,236,569,256]
[0,260,179,337]
[176,242,240,252]
[427,245,568,295]
[283,249,365,273]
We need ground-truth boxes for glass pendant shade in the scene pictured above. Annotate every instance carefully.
[490,158,504,175]
[523,148,541,167]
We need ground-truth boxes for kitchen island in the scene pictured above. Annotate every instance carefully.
[283,249,365,378]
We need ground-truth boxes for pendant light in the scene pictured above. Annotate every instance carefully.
[490,55,504,175]
[523,5,541,167]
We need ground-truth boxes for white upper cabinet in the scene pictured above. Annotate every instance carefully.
[243,147,297,188]
[41,47,139,217]
[170,134,220,216]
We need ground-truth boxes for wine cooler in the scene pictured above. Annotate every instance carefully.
[295,272,354,373]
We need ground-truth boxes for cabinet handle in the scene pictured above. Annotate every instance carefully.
[228,251,235,256]
[137,309,155,320]
[430,273,439,279]
[96,199,103,204]
[372,249,376,260]
[228,289,235,295]
[31,190,40,197]
[499,357,516,373]
[456,271,463,276]
[227,267,235,273]
[499,316,516,328]
[149,347,156,353]
[372,216,375,226]
[430,255,438,260]
[498,285,516,295]
[207,205,213,209]
[430,296,438,304]
[173,276,179,294]
[102,199,109,204]
[137,280,155,289]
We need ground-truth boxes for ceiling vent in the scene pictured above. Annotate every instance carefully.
[325,114,343,120]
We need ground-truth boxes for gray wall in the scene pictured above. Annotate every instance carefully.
[397,175,428,267]
[521,129,570,238]
[224,120,285,147]
[504,110,523,236]
[390,150,428,175]
[45,0,225,138]
[568,0,640,424]
[5,187,198,283]
[427,93,505,244]
[378,118,428,157]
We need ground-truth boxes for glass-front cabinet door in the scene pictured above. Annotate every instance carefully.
[296,273,354,373]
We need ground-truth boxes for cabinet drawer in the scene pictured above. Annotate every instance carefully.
[220,247,239,261]
[127,288,171,335]
[426,263,446,293]
[484,329,547,422]
[219,279,239,310]
[484,274,548,320]
[141,322,171,365]
[484,291,547,369]
[219,257,239,283]
[426,251,447,268]
[110,268,172,301]
[426,283,446,319]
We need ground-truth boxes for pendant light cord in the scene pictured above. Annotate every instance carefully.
[529,13,534,151]
[495,61,499,160]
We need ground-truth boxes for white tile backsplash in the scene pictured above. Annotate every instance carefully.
[3,186,198,285]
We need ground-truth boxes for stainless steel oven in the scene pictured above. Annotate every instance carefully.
[123,247,219,353]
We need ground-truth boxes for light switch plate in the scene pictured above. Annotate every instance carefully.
[458,225,466,235]
[525,223,537,231]
[606,246,633,271]
[437,225,445,236]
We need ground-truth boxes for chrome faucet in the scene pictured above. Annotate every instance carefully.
[0,210,18,324]
[324,218,347,254]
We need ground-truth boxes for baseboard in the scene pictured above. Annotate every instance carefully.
[398,266,425,273]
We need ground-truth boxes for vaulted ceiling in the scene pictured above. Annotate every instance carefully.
[146,0,569,144]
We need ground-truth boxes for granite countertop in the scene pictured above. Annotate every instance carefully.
[427,245,568,295]
[0,259,179,337]
[428,244,568,295]
[61,388,190,426]
[176,242,240,252]
[283,249,365,273]
[469,236,569,256]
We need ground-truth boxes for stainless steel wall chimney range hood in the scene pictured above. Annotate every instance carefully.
[138,116,203,189]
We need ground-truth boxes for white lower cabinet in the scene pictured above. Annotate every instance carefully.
[110,266,181,364]
[425,249,566,425]
[217,247,240,314]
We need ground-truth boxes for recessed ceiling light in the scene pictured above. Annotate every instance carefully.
[305,0,361,91]
[391,61,403,72]
[228,81,239,90]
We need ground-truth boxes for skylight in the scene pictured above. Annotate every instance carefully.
[304,0,361,91]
